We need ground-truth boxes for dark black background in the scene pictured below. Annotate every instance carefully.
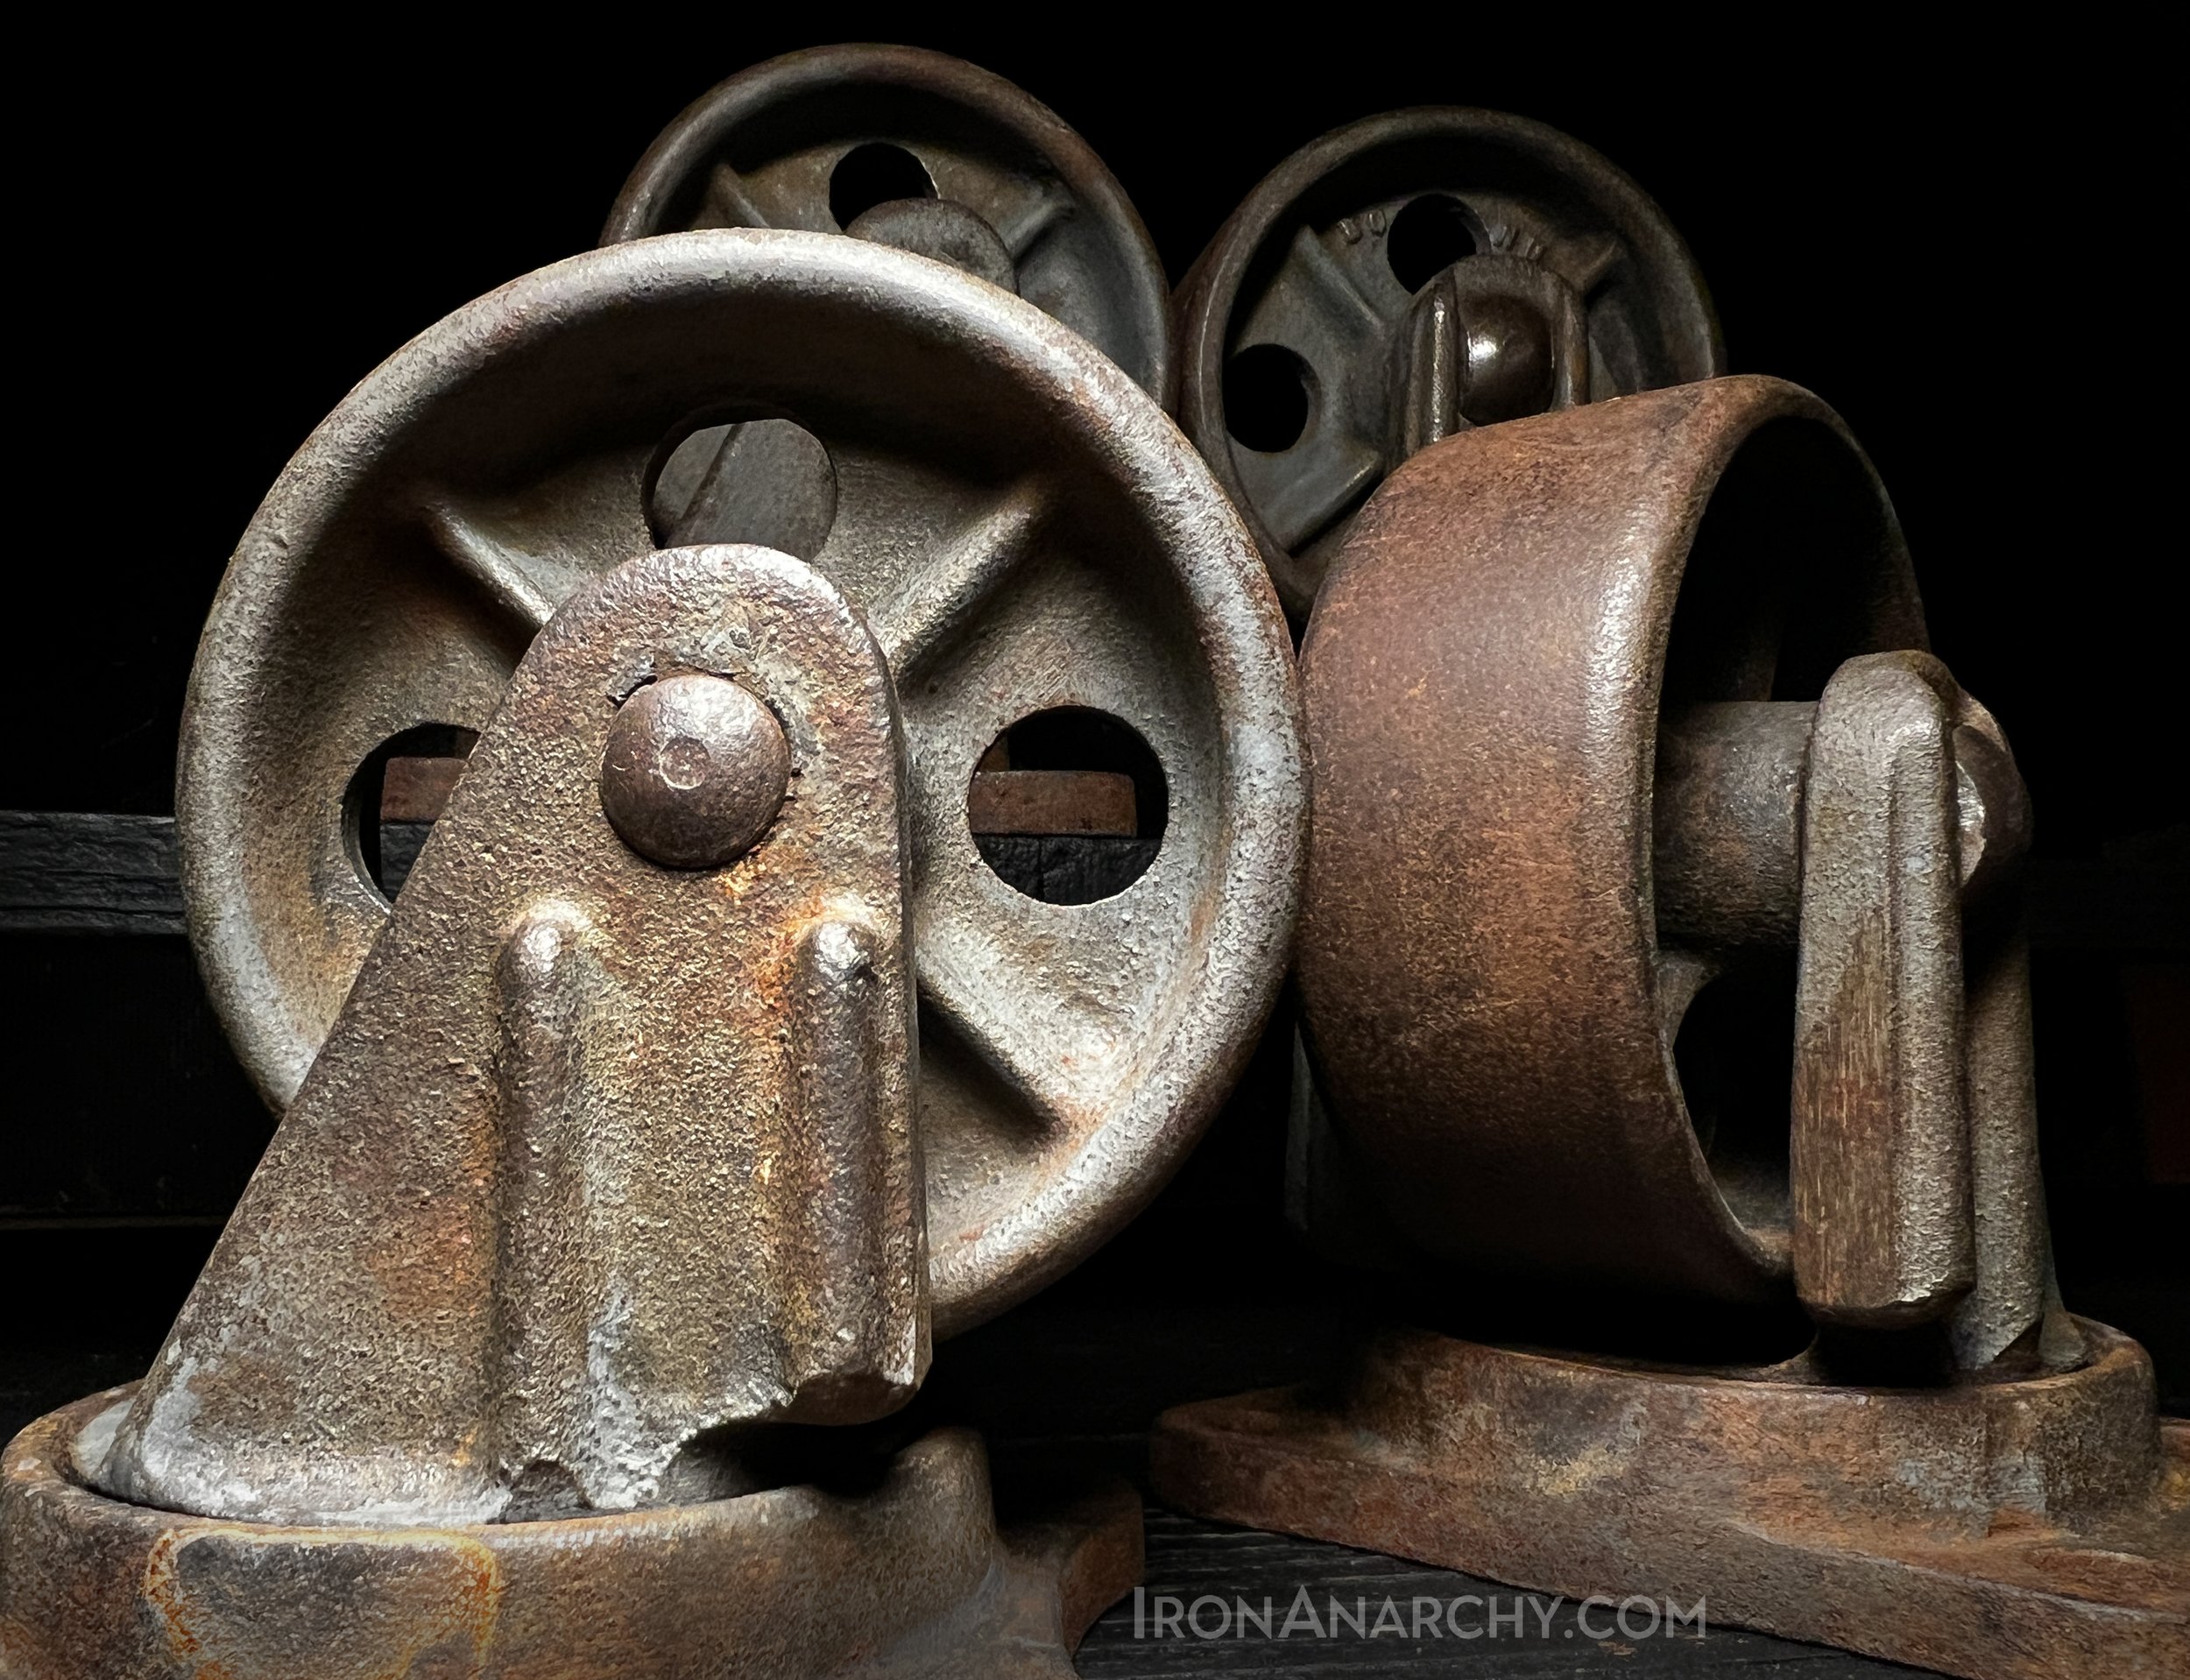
[4,29,2183,1424]
[15,30,2181,851]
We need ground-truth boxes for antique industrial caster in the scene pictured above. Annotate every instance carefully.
[606,43,1169,399]
[598,45,1175,571]
[0,231,1303,1677]
[1153,377,2188,1679]
[1177,108,1723,621]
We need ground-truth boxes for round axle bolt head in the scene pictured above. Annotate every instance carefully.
[1460,292,1558,425]
[601,673,789,868]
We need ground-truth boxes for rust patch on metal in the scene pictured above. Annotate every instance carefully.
[602,44,1174,408]
[1295,376,1923,1303]
[1153,1327,2190,1680]
[143,1522,503,1680]
[1174,372,2183,1679]
[173,230,1303,1344]
[4,1392,1141,1679]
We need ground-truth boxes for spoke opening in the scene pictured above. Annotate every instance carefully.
[1224,344,1314,454]
[970,709,1166,905]
[646,416,837,558]
[344,724,479,904]
[830,143,936,229]
[1386,194,1483,293]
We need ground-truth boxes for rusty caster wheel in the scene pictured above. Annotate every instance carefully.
[601,48,1174,568]
[1169,378,2190,1680]
[1179,108,1724,622]
[1297,375,1953,1311]
[605,43,1170,406]
[177,228,1303,1337]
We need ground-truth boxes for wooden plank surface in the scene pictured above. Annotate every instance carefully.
[0,811,182,935]
[4,810,2176,947]
[969,767,1140,836]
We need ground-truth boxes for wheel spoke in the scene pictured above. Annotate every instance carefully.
[871,481,1049,681]
[417,455,655,638]
[1254,435,1382,552]
[1277,222,1388,347]
[419,496,559,632]
[994,186,1066,261]
[696,160,771,230]
[1219,223,1397,554]
[915,943,1084,1137]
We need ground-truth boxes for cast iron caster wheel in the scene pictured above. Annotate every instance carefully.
[604,43,1171,406]
[1296,377,1932,1308]
[178,229,1303,1333]
[1179,108,1725,621]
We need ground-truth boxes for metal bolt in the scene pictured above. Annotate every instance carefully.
[600,674,789,868]
[1459,293,1557,426]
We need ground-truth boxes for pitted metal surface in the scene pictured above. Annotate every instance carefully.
[1788,650,2062,1368]
[1295,377,1927,1305]
[110,544,928,1524]
[1160,372,2185,1678]
[1153,1329,2190,1680]
[6,1394,1141,1680]
[1176,107,1723,620]
[175,229,1304,1345]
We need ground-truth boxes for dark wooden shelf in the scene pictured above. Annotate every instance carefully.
[8,808,2183,949]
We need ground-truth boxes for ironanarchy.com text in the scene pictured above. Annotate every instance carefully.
[1129,1588,1706,1641]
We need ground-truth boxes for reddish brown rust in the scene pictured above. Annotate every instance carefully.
[1167,372,2174,1679]
[1152,1328,2189,1680]
[1650,702,1812,949]
[16,226,1296,1675]
[1296,375,1926,1303]
[381,754,466,822]
[4,1389,1141,1680]
[1789,652,2022,1333]
[107,544,929,1526]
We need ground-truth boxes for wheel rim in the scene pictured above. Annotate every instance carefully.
[603,44,1174,406]
[1178,107,1725,620]
[179,229,1303,1332]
